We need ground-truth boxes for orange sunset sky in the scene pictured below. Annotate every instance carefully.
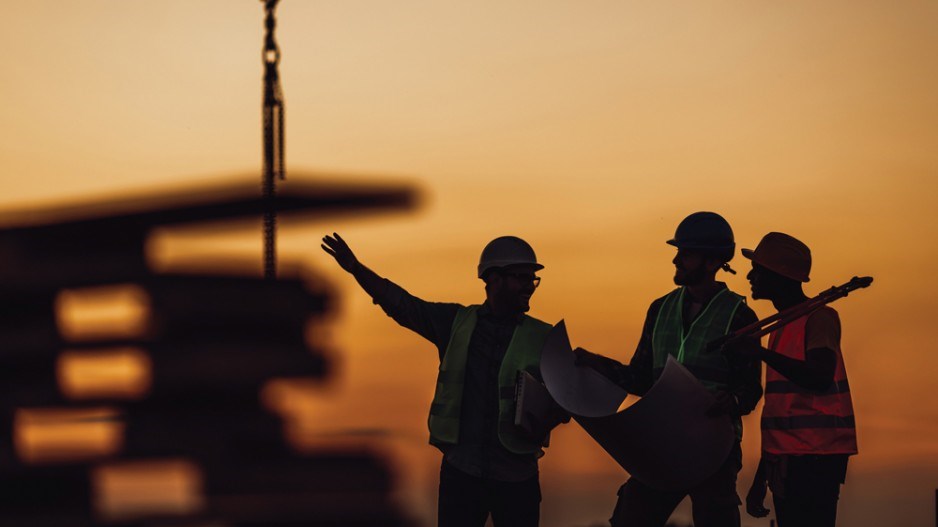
[1,1,937,526]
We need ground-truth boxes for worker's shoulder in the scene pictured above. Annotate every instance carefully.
[721,285,748,302]
[734,302,758,324]
[651,288,680,307]
[811,304,839,316]
[807,305,841,328]
[428,301,469,321]
[642,292,672,319]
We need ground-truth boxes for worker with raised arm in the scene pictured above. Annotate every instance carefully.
[576,212,763,527]
[724,232,857,527]
[321,233,565,527]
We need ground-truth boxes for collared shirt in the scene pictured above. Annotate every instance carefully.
[372,279,539,482]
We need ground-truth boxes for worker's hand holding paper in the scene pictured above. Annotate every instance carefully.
[541,321,735,492]
[540,321,628,417]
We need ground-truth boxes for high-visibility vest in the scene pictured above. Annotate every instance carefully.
[428,305,553,455]
[762,310,858,455]
[652,286,745,438]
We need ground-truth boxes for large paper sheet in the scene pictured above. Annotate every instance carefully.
[540,321,628,417]
[542,321,735,492]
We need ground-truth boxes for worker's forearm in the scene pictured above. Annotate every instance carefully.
[622,354,653,396]
[751,457,767,486]
[349,261,389,300]
[759,348,835,392]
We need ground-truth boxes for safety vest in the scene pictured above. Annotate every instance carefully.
[652,286,744,437]
[762,310,858,455]
[428,305,553,455]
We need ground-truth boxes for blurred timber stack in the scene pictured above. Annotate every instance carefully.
[0,179,417,527]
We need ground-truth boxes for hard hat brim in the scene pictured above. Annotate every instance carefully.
[667,239,735,251]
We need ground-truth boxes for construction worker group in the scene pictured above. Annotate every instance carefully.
[321,211,858,527]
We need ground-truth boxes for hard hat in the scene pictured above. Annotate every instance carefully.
[742,232,811,282]
[666,212,736,257]
[477,236,543,278]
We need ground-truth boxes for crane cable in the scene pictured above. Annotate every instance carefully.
[262,0,285,280]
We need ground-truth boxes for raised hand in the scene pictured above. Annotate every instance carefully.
[321,233,361,274]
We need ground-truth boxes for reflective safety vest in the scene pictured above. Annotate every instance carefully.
[428,305,553,455]
[762,311,858,455]
[652,286,744,438]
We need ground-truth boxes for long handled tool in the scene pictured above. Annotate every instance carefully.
[708,275,873,352]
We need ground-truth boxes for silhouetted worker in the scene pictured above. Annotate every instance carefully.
[725,232,857,527]
[321,233,566,527]
[576,212,762,527]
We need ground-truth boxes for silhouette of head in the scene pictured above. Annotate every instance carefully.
[743,232,811,300]
[667,212,736,286]
[478,237,543,314]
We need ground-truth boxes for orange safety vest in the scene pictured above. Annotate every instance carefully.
[762,310,858,455]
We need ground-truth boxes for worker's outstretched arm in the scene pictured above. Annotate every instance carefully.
[322,233,388,299]
[321,233,460,357]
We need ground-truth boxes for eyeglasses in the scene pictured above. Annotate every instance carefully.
[501,272,541,289]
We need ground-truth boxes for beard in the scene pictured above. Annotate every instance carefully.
[674,265,708,286]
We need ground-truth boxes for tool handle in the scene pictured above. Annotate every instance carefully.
[707,276,873,352]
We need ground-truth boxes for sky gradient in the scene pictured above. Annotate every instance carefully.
[2,1,936,525]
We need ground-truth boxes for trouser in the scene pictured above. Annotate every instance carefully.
[610,444,742,527]
[437,459,541,527]
[770,454,848,527]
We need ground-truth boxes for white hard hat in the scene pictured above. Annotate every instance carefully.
[477,236,543,278]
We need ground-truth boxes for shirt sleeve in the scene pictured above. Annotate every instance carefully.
[371,279,462,360]
[805,307,841,353]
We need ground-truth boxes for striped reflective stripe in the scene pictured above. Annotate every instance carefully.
[765,379,850,395]
[761,415,855,430]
